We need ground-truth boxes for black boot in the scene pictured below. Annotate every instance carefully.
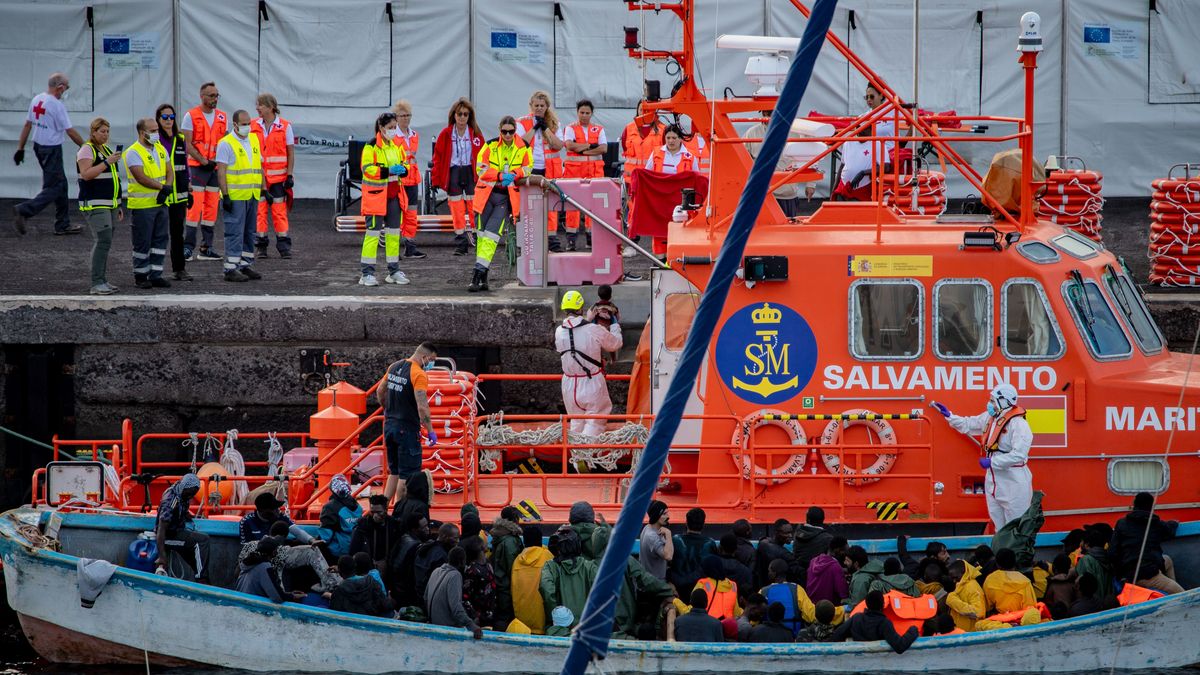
[404,239,428,259]
[453,233,469,256]
[255,237,269,259]
[478,268,490,291]
[566,232,578,252]
[468,268,483,293]
[277,236,293,259]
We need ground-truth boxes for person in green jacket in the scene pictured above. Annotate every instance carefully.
[869,557,921,598]
[489,507,524,625]
[1072,528,1115,599]
[540,528,598,628]
[847,546,883,606]
[595,521,676,637]
[569,501,611,561]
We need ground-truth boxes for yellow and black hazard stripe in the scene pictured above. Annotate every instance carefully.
[515,457,544,474]
[763,413,921,421]
[866,501,908,521]
[514,499,542,522]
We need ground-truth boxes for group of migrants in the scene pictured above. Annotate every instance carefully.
[153,459,1183,649]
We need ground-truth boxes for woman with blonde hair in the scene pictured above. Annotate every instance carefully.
[391,99,426,259]
[432,98,485,255]
[76,117,124,294]
[516,91,566,250]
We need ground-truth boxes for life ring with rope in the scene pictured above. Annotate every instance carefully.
[820,408,897,486]
[731,409,808,485]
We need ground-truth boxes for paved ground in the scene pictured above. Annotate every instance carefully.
[0,195,1185,297]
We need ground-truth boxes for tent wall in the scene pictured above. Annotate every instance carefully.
[1,0,1197,200]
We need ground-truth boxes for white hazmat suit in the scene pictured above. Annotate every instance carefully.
[947,386,1034,532]
[555,314,622,437]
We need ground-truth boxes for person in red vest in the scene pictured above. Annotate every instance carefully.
[559,99,607,251]
[431,98,485,257]
[180,82,228,261]
[250,93,293,259]
[644,124,695,174]
[391,100,426,260]
[620,100,663,188]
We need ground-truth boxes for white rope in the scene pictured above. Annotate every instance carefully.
[202,432,220,463]
[220,429,248,506]
[183,432,200,472]
[265,431,285,479]
[476,417,670,483]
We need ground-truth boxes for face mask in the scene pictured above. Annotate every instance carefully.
[987,401,998,417]
[235,124,250,137]
[384,128,398,140]
[60,90,70,101]
[146,132,159,145]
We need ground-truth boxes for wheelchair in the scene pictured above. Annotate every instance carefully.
[334,138,445,230]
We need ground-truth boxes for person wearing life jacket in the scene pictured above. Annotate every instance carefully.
[945,559,986,632]
[432,98,486,257]
[515,91,566,252]
[933,383,1033,532]
[555,290,623,438]
[620,100,663,186]
[359,111,411,287]
[560,99,608,250]
[644,124,695,174]
[830,590,918,653]
[391,100,426,260]
[250,93,294,259]
[468,116,532,292]
[122,117,175,289]
[761,558,844,637]
[76,117,123,295]
[215,110,266,283]
[682,124,709,175]
[694,555,742,621]
[180,81,228,261]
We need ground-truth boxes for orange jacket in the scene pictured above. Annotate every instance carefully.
[472,139,532,217]
[396,129,421,186]
[621,121,662,181]
[564,123,604,178]
[250,116,291,185]
[646,146,696,174]
[186,106,228,167]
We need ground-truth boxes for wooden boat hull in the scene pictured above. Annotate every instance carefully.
[3,508,1200,673]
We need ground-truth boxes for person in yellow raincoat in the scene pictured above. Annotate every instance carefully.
[982,548,1037,614]
[510,526,554,634]
[945,559,987,631]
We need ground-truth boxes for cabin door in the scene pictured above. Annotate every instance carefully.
[650,269,706,450]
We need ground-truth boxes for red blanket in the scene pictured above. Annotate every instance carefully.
[628,168,709,239]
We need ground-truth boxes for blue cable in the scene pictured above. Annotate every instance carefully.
[559,1,841,672]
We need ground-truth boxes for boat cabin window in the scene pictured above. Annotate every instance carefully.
[1001,279,1065,360]
[1015,241,1060,264]
[664,293,699,351]
[850,280,923,360]
[934,280,992,361]
[1050,232,1101,260]
[1107,459,1168,495]
[1062,278,1133,360]
[1103,266,1164,354]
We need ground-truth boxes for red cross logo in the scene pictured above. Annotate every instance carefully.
[32,100,47,119]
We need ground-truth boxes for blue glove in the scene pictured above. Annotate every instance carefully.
[389,164,407,177]
[500,172,516,187]
[931,401,951,418]
[979,457,991,470]
[426,430,438,446]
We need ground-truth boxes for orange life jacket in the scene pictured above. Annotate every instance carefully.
[396,128,420,186]
[250,116,290,185]
[360,133,409,217]
[982,406,1027,452]
[622,121,662,181]
[698,578,739,621]
[983,602,1052,625]
[186,106,229,167]
[471,139,531,217]
[683,135,710,173]
[564,123,604,178]
[1117,583,1165,606]
[849,591,938,636]
[647,146,696,174]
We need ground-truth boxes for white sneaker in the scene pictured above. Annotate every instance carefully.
[622,247,638,258]
[385,271,410,285]
[358,274,379,287]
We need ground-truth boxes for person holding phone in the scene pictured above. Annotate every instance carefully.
[76,117,123,294]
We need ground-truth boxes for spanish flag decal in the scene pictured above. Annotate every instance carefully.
[1021,395,1067,448]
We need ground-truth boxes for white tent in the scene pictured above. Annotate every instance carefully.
[1,0,1197,200]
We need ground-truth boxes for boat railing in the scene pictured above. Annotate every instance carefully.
[50,418,132,473]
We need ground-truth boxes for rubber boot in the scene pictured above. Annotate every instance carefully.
[567,232,578,252]
[478,268,489,292]
[255,237,269,259]
[453,233,469,256]
[468,268,483,293]
[277,235,293,259]
[404,239,427,259]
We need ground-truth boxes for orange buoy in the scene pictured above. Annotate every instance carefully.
[318,381,367,416]
[196,461,233,510]
[1148,169,1200,286]
[1038,162,1104,242]
[882,170,947,216]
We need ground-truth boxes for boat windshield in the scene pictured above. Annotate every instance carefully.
[934,280,992,360]
[1103,265,1164,354]
[1002,279,1064,360]
[1063,277,1132,359]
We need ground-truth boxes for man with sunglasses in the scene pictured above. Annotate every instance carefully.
[180,82,228,261]
[13,72,85,235]
[467,116,532,292]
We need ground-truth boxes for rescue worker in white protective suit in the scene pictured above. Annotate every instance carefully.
[931,383,1033,532]
[555,290,623,437]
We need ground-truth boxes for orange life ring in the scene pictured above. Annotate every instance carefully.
[731,409,808,485]
[820,409,897,486]
[1150,200,1200,214]
[1050,169,1103,182]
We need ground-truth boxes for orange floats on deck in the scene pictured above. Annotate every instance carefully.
[310,403,360,499]
[423,369,477,494]
[318,381,367,415]
[196,461,232,510]
[1148,169,1200,286]
[1037,159,1104,242]
[882,170,947,216]
[819,409,897,486]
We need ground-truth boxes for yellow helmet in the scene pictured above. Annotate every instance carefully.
[561,290,585,311]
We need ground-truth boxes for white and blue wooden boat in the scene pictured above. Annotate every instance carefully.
[3,507,1199,673]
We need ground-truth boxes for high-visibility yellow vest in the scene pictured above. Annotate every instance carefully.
[78,142,121,211]
[218,132,263,201]
[123,141,169,210]
[360,133,409,216]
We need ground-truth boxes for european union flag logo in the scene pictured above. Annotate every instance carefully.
[491,31,517,49]
[1083,27,1110,44]
[103,37,130,54]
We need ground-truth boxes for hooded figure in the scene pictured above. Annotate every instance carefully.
[937,383,1033,531]
[594,518,675,638]
[555,290,623,437]
[868,557,920,599]
[512,526,554,634]
[490,508,525,623]
[317,475,363,558]
[945,560,986,631]
[539,529,598,628]
[391,470,432,526]
[568,501,610,560]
